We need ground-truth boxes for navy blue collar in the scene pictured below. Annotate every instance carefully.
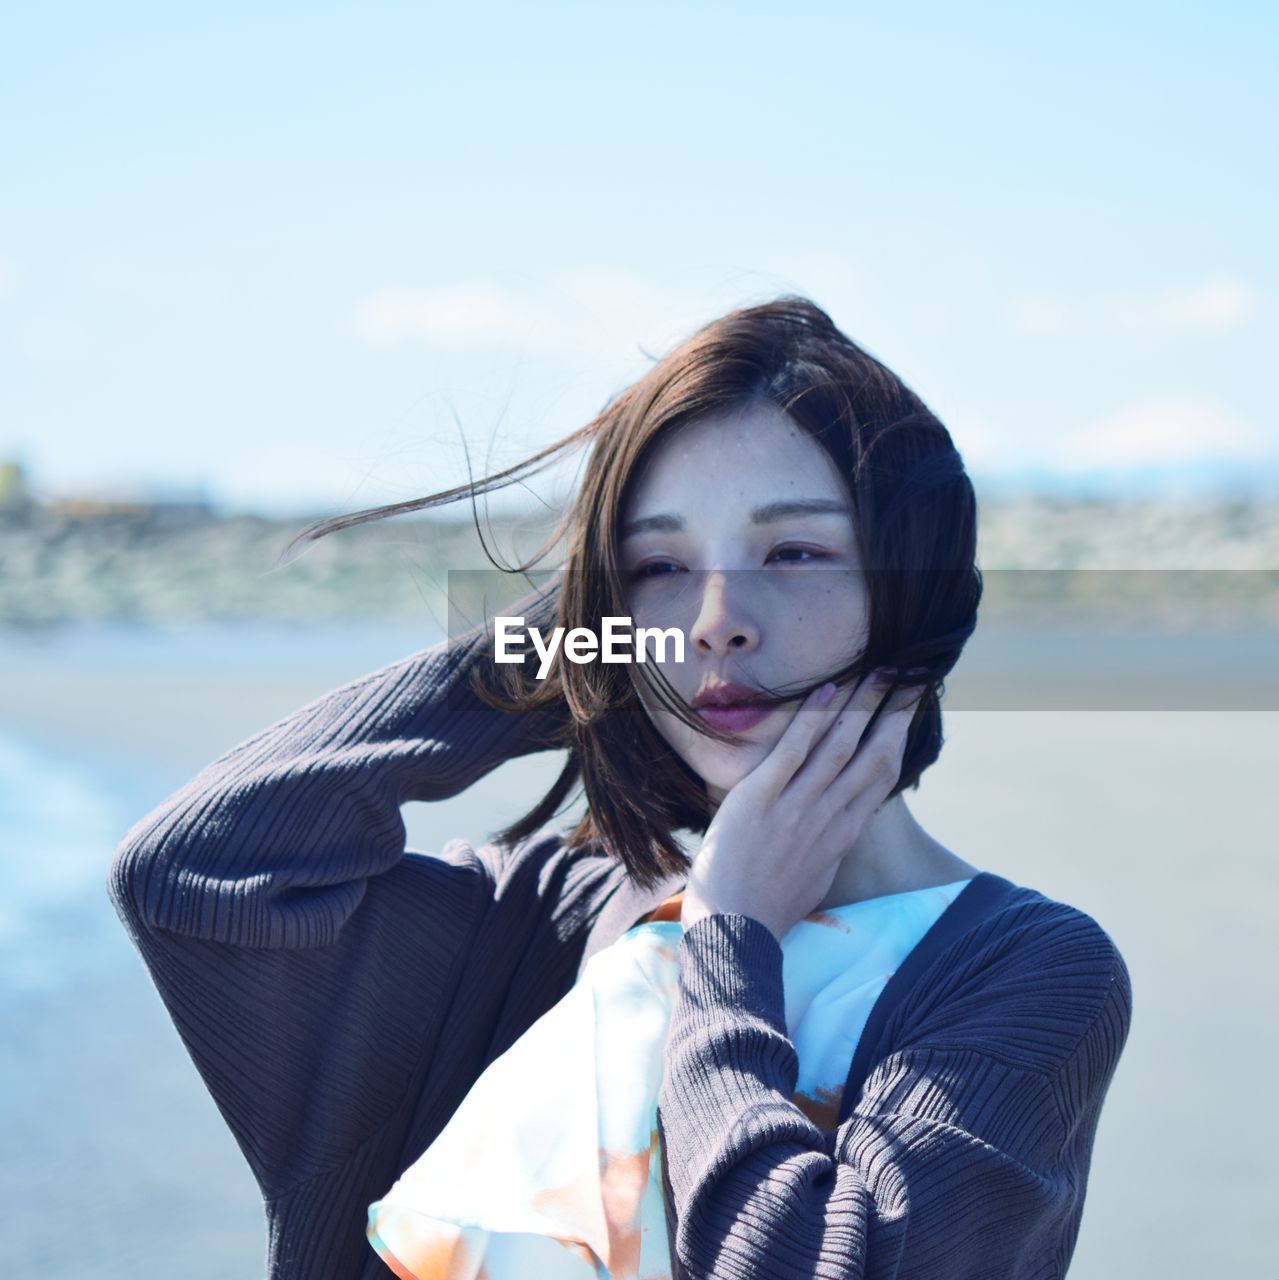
[837,870,1022,1122]
[577,860,1025,1127]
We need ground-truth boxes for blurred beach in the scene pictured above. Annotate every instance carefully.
[8,3,1278,1273]
[1,496,1277,1277]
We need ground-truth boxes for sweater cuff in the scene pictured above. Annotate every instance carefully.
[675,912,787,1033]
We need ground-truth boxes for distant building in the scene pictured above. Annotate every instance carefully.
[0,460,34,513]
[41,494,217,523]
[37,477,217,524]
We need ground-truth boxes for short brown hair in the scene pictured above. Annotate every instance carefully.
[283,295,982,890]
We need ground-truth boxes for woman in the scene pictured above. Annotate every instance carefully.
[107,296,1131,1279]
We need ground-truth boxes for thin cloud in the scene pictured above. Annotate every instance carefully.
[949,393,1272,477]
[354,283,561,350]
[1006,274,1261,337]
[1050,393,1270,469]
[353,271,712,361]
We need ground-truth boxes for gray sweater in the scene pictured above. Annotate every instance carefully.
[106,622,1132,1279]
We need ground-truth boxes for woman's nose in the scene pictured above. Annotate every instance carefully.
[688,570,761,655]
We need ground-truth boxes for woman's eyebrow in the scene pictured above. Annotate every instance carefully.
[620,497,850,540]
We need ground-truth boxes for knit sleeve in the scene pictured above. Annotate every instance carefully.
[656,907,1132,1280]
[105,582,571,1200]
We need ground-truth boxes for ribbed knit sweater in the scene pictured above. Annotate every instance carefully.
[106,619,1132,1280]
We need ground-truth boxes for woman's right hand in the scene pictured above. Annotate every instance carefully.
[679,670,921,942]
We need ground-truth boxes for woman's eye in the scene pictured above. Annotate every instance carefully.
[769,545,828,564]
[628,560,683,581]
[628,549,829,578]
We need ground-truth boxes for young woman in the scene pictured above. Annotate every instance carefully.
[108,296,1131,1279]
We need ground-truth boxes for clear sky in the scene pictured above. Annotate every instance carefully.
[3,1,1275,516]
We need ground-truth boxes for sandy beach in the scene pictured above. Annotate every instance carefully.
[1,617,1276,1277]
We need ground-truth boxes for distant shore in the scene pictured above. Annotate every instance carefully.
[1,493,1276,627]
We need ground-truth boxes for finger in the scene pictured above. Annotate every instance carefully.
[820,689,919,817]
[781,669,898,801]
[751,678,851,795]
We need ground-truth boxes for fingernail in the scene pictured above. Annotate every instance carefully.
[816,681,836,705]
[871,667,898,685]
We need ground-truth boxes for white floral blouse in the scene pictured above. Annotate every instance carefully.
[366,877,975,1280]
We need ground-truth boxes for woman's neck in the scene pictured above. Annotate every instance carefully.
[810,794,978,910]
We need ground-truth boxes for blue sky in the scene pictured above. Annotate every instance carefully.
[3,1,1275,516]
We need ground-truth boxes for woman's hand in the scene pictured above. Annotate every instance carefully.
[679,670,925,943]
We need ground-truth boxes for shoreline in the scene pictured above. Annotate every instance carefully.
[3,495,1278,628]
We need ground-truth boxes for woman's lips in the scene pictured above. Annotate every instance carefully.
[696,702,776,732]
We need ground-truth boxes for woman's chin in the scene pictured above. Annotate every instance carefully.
[694,741,773,797]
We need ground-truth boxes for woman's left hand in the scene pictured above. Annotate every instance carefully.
[679,670,925,943]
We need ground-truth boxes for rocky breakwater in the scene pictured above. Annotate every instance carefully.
[0,493,1276,628]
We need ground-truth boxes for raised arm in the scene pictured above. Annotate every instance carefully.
[656,904,1132,1280]
[106,578,571,1199]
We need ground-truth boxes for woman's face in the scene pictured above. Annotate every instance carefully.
[617,399,870,804]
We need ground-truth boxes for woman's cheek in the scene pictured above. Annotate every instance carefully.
[687,733,773,793]
[632,679,788,791]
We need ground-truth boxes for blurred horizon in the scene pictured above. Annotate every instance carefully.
[7,448,1279,523]
[9,458,1279,524]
